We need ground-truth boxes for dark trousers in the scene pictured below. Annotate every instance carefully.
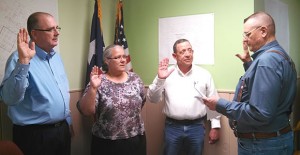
[13,120,71,155]
[91,134,146,155]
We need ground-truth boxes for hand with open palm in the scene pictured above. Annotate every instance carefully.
[157,58,174,79]
[235,41,251,63]
[17,28,36,64]
[90,66,102,90]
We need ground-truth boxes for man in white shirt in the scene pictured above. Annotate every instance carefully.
[147,39,221,155]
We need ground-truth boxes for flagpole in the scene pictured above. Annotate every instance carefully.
[86,0,105,85]
[114,0,133,72]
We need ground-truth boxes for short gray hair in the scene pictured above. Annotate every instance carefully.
[173,39,190,53]
[102,44,122,72]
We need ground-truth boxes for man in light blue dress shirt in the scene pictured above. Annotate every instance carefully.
[0,12,71,155]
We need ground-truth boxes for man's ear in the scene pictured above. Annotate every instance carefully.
[261,26,268,37]
[31,30,37,40]
[172,53,177,59]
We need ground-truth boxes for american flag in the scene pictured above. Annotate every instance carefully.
[114,0,133,71]
[86,0,105,85]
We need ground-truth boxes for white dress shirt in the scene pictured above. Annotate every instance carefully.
[147,64,221,128]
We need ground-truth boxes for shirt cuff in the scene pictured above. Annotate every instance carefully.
[216,98,228,114]
[155,77,166,85]
[210,118,221,128]
[13,62,29,78]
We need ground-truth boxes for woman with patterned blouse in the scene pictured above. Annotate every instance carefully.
[77,44,146,155]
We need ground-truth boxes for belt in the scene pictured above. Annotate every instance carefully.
[14,120,67,129]
[236,125,291,139]
[166,117,204,125]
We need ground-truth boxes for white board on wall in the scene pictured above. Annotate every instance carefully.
[159,13,214,65]
[0,0,58,83]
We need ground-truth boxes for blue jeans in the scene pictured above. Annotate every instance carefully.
[164,119,205,155]
[238,131,293,155]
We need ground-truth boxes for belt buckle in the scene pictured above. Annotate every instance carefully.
[54,121,62,127]
[54,123,60,127]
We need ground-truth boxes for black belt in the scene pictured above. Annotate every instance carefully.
[236,125,292,139]
[166,117,204,125]
[14,120,67,129]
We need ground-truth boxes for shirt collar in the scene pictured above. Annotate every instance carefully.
[35,45,56,60]
[251,40,279,60]
[175,64,194,76]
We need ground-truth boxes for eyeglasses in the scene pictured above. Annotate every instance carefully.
[177,48,194,55]
[33,26,61,32]
[243,26,261,38]
[107,55,128,60]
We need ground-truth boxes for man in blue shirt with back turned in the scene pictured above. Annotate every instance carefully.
[0,12,71,155]
[202,11,297,155]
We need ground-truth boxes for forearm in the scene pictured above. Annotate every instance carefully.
[1,63,29,105]
[78,86,97,116]
[147,77,165,103]
[243,61,252,71]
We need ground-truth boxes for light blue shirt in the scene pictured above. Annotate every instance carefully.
[0,45,71,125]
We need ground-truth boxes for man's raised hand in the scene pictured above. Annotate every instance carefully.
[17,28,36,64]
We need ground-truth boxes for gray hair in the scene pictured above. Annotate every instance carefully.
[244,11,275,35]
[173,39,190,53]
[102,44,122,72]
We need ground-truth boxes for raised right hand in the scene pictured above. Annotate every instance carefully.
[157,58,174,79]
[235,41,251,63]
[90,66,102,90]
[17,28,36,64]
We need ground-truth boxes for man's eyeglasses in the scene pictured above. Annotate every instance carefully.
[107,55,128,60]
[33,26,61,32]
[243,26,261,38]
[177,48,194,55]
